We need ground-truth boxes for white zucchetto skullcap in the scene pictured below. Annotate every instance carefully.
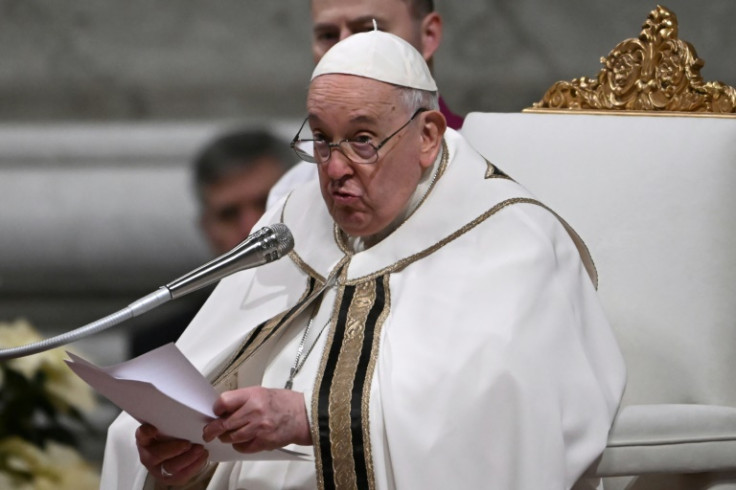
[311,30,437,91]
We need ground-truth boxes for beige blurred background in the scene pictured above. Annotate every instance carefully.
[1,1,735,120]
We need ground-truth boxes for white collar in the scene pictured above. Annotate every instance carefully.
[282,128,533,282]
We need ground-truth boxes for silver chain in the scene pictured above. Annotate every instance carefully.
[284,309,330,390]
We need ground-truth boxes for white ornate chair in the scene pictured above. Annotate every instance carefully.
[461,7,736,489]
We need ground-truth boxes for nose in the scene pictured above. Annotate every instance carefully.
[322,146,354,181]
[339,27,352,42]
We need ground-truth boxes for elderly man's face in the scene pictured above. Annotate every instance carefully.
[311,0,438,64]
[307,74,434,237]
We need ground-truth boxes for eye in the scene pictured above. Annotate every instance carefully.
[312,132,329,143]
[314,29,339,44]
[214,205,239,224]
[352,134,374,145]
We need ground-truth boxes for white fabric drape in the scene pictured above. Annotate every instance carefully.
[101,129,625,490]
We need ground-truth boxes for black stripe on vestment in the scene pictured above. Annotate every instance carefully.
[350,277,385,489]
[231,276,317,361]
[318,284,355,490]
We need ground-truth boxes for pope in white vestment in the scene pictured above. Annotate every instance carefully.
[102,30,625,490]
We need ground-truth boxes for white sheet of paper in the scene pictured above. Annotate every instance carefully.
[66,343,308,462]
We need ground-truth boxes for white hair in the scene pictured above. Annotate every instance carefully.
[398,86,439,113]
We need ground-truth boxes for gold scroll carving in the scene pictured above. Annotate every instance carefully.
[530,5,736,113]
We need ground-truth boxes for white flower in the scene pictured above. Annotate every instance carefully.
[0,437,100,490]
[0,319,96,414]
[0,319,46,379]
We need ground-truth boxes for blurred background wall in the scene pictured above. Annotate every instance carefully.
[1,0,735,361]
[1,1,735,121]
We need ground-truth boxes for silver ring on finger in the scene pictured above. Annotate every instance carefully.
[161,464,173,478]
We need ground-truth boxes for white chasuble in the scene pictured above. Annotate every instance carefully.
[101,129,625,490]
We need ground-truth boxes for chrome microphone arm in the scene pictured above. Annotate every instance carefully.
[0,224,294,361]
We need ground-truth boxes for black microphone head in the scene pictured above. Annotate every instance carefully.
[267,223,294,258]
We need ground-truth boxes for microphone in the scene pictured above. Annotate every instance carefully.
[165,223,294,299]
[0,224,294,360]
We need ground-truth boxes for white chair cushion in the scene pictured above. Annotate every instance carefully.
[597,404,736,476]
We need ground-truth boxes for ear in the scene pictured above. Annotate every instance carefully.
[419,13,443,64]
[418,110,447,170]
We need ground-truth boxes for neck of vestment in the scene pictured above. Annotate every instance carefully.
[282,129,529,285]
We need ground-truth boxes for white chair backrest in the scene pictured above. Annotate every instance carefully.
[461,112,736,408]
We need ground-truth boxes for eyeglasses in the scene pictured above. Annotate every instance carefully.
[290,108,427,165]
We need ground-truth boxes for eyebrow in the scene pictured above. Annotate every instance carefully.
[306,113,380,133]
[349,114,379,125]
[313,16,386,32]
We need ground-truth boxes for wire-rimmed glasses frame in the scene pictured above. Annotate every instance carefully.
[290,108,428,165]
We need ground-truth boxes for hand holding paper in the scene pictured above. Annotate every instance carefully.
[65,343,307,462]
[202,385,312,453]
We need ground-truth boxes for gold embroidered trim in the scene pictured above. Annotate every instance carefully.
[522,108,736,118]
[399,138,449,222]
[530,6,736,113]
[484,158,512,180]
[344,197,597,287]
[335,221,353,256]
[535,201,599,289]
[312,266,349,490]
[329,280,377,489]
[207,311,285,387]
[280,182,338,283]
[360,275,390,490]
[209,276,322,388]
[311,268,389,490]
[288,250,327,284]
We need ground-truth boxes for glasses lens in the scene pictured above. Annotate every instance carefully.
[347,141,377,163]
[293,141,317,163]
[313,140,332,162]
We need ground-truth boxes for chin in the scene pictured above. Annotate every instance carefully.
[334,215,372,238]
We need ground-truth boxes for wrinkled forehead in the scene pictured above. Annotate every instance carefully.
[307,74,402,113]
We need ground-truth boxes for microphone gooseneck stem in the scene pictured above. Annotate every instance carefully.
[0,223,294,361]
[0,288,171,361]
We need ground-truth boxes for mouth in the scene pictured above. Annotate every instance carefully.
[330,187,361,205]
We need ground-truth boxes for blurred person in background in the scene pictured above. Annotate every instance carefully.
[194,129,296,255]
[129,129,295,356]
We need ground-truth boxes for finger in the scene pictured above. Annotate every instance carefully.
[141,439,194,468]
[162,445,208,474]
[202,418,231,442]
[232,438,270,454]
[212,389,251,416]
[158,447,210,486]
[216,423,259,445]
[135,424,159,447]
[203,400,254,442]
